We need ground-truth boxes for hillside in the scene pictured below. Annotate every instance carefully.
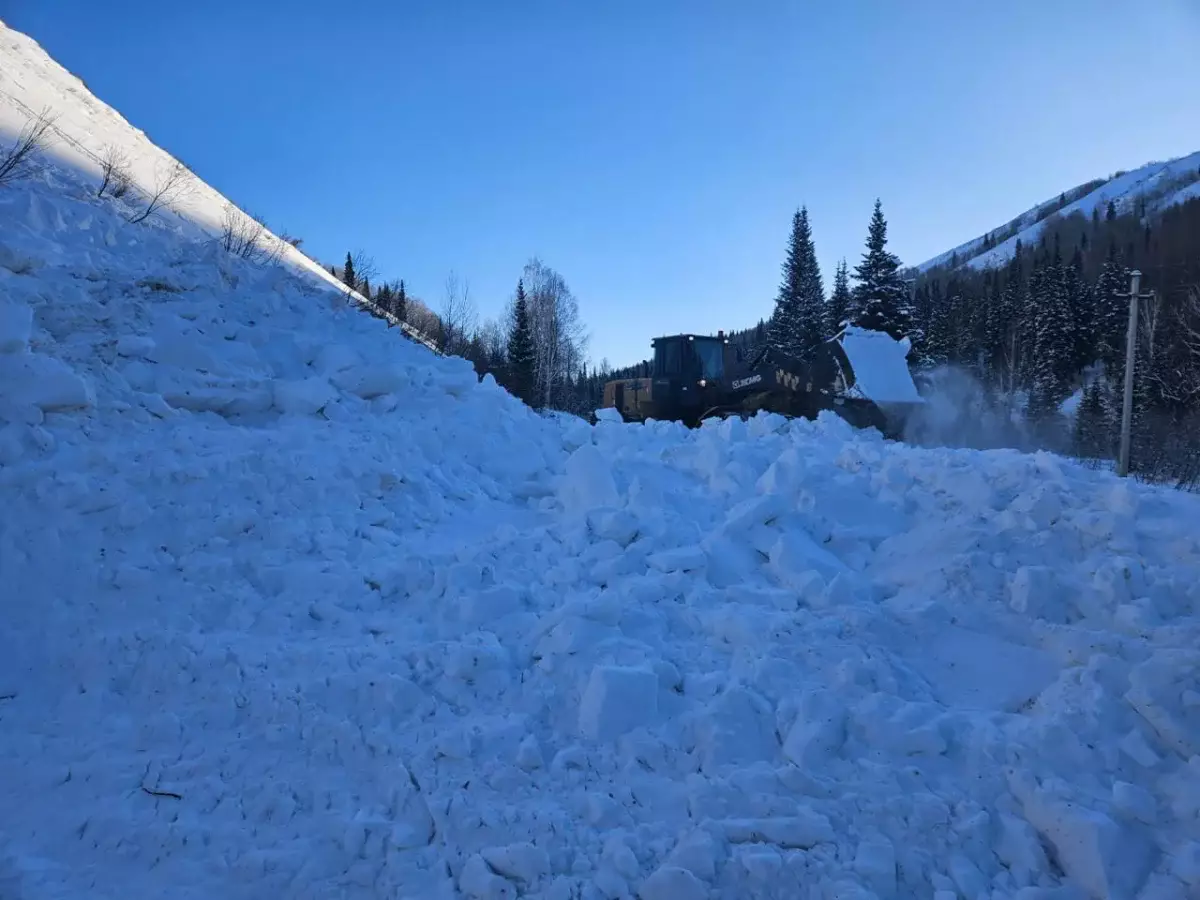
[4,19,1200,900]
[917,149,1200,274]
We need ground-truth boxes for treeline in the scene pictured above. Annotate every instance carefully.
[329,251,602,415]
[912,196,1200,486]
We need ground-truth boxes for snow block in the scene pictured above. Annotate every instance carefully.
[854,837,897,898]
[1125,649,1200,758]
[115,334,155,359]
[1009,566,1069,623]
[0,302,32,354]
[273,376,336,415]
[723,811,834,849]
[460,853,516,899]
[560,443,620,516]
[637,866,708,900]
[0,352,92,411]
[579,665,659,741]
[481,843,550,884]
[781,689,846,767]
[694,685,777,772]
[329,364,408,399]
[647,545,706,574]
[1015,781,1157,900]
[768,529,846,584]
[586,507,639,546]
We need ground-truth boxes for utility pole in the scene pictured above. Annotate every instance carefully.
[1115,270,1155,477]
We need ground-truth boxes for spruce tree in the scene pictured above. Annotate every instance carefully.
[768,206,824,357]
[1028,248,1076,420]
[850,199,914,340]
[1094,246,1129,374]
[506,279,536,405]
[826,258,852,337]
[395,279,408,323]
[342,252,356,291]
[1064,248,1094,373]
[1074,380,1107,459]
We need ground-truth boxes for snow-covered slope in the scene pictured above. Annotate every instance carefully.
[0,20,437,353]
[5,20,1200,900]
[918,149,1200,273]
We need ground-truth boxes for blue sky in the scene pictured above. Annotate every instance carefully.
[6,0,1200,366]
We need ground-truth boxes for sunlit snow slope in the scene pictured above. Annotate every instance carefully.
[4,19,1200,900]
[917,149,1200,274]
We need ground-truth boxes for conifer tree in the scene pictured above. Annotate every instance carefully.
[826,258,852,337]
[1094,246,1129,374]
[1074,380,1107,458]
[768,206,824,357]
[506,278,536,405]
[342,252,356,291]
[1028,248,1076,419]
[850,199,914,340]
[1064,248,1094,372]
[395,279,408,323]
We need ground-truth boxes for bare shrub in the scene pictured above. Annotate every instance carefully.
[96,144,131,198]
[126,160,192,224]
[0,109,56,187]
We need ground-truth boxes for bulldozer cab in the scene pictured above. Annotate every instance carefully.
[652,334,727,383]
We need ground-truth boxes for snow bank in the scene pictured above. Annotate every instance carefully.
[3,17,1200,900]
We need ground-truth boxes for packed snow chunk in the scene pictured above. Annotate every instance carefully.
[1013,776,1157,900]
[1009,566,1070,623]
[329,363,408,399]
[115,334,155,359]
[1125,649,1200,758]
[579,665,660,741]
[481,843,550,885]
[854,837,897,898]
[768,528,847,584]
[460,585,524,627]
[0,352,92,411]
[694,685,778,772]
[781,689,846,767]
[560,443,621,515]
[587,507,639,546]
[723,810,835,849]
[666,830,720,882]
[839,326,922,405]
[0,301,32,353]
[460,853,516,899]
[273,376,336,415]
[647,544,706,574]
[594,407,624,424]
[995,813,1049,888]
[1111,781,1157,824]
[637,865,708,900]
[1173,842,1200,888]
[515,735,543,771]
[903,624,1058,712]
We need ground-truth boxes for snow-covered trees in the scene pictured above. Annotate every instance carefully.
[826,259,851,337]
[1027,247,1076,419]
[850,200,914,340]
[1094,246,1129,373]
[768,207,824,358]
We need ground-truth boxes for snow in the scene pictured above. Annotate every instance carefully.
[4,16,1200,900]
[918,148,1200,273]
[839,325,924,405]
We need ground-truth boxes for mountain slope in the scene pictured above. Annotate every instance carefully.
[4,19,1200,900]
[918,149,1200,273]
[0,20,438,352]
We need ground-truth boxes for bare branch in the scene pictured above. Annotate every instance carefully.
[0,108,57,187]
[439,270,478,356]
[97,144,131,198]
[126,160,192,224]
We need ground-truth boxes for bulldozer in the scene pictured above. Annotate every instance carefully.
[599,326,923,439]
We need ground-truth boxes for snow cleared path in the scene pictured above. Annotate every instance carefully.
[4,19,1200,900]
